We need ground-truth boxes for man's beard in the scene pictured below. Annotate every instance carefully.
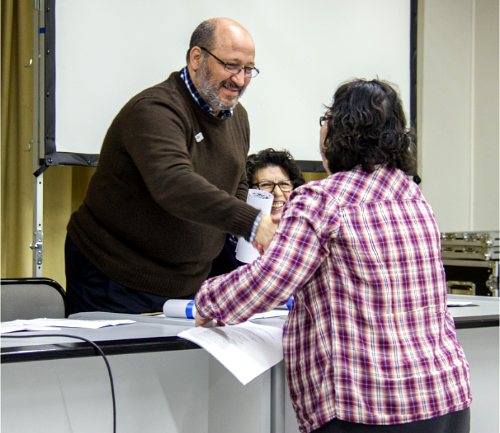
[197,58,245,111]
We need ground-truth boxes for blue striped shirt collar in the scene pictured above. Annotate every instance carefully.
[181,67,233,119]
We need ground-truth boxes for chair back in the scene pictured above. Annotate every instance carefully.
[1,278,66,321]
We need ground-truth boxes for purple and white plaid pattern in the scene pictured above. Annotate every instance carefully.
[196,166,471,433]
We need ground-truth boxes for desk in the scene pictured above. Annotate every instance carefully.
[2,295,498,433]
[1,317,279,433]
[447,296,499,433]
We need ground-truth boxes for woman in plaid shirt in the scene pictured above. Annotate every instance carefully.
[195,79,472,433]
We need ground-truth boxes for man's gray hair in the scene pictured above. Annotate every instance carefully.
[186,20,217,64]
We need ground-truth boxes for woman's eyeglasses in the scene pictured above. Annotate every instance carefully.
[319,115,331,127]
[252,180,293,193]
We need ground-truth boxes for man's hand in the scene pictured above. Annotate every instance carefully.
[252,241,264,255]
[254,214,277,253]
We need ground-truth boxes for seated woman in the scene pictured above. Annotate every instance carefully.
[196,79,471,433]
[208,148,305,277]
[247,148,306,224]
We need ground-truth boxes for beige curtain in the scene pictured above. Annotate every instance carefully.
[1,1,94,288]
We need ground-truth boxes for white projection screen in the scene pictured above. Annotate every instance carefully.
[43,0,416,170]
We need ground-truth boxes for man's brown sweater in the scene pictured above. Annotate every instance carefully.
[67,72,260,297]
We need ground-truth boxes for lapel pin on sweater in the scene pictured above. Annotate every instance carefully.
[195,132,204,142]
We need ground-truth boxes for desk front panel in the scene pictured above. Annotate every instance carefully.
[1,349,271,433]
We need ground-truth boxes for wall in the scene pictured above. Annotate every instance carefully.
[418,0,499,232]
[473,0,500,230]
[3,1,498,286]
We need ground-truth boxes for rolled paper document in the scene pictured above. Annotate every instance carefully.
[236,189,274,263]
[163,299,196,319]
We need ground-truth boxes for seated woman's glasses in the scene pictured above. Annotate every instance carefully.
[252,180,293,193]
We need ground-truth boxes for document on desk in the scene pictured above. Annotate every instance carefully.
[178,322,283,385]
[446,302,478,307]
[0,318,135,334]
[251,310,288,319]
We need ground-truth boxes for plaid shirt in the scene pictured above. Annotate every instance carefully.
[196,166,472,432]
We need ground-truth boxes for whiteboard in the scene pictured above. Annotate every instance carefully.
[46,0,413,165]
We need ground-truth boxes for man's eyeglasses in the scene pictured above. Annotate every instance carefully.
[199,47,260,79]
[252,180,293,193]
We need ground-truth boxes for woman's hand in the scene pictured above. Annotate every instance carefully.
[195,311,225,327]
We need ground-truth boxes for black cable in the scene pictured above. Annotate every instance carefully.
[2,333,116,433]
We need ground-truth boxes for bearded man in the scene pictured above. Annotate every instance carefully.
[65,18,276,315]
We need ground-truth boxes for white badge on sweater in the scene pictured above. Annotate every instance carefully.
[195,132,204,142]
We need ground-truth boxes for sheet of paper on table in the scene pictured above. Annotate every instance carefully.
[446,301,478,307]
[251,310,289,319]
[0,318,135,334]
[178,321,283,385]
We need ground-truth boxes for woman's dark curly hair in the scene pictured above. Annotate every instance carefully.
[246,148,306,189]
[321,78,416,175]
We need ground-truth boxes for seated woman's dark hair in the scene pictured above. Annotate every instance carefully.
[321,78,416,175]
[246,148,306,189]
